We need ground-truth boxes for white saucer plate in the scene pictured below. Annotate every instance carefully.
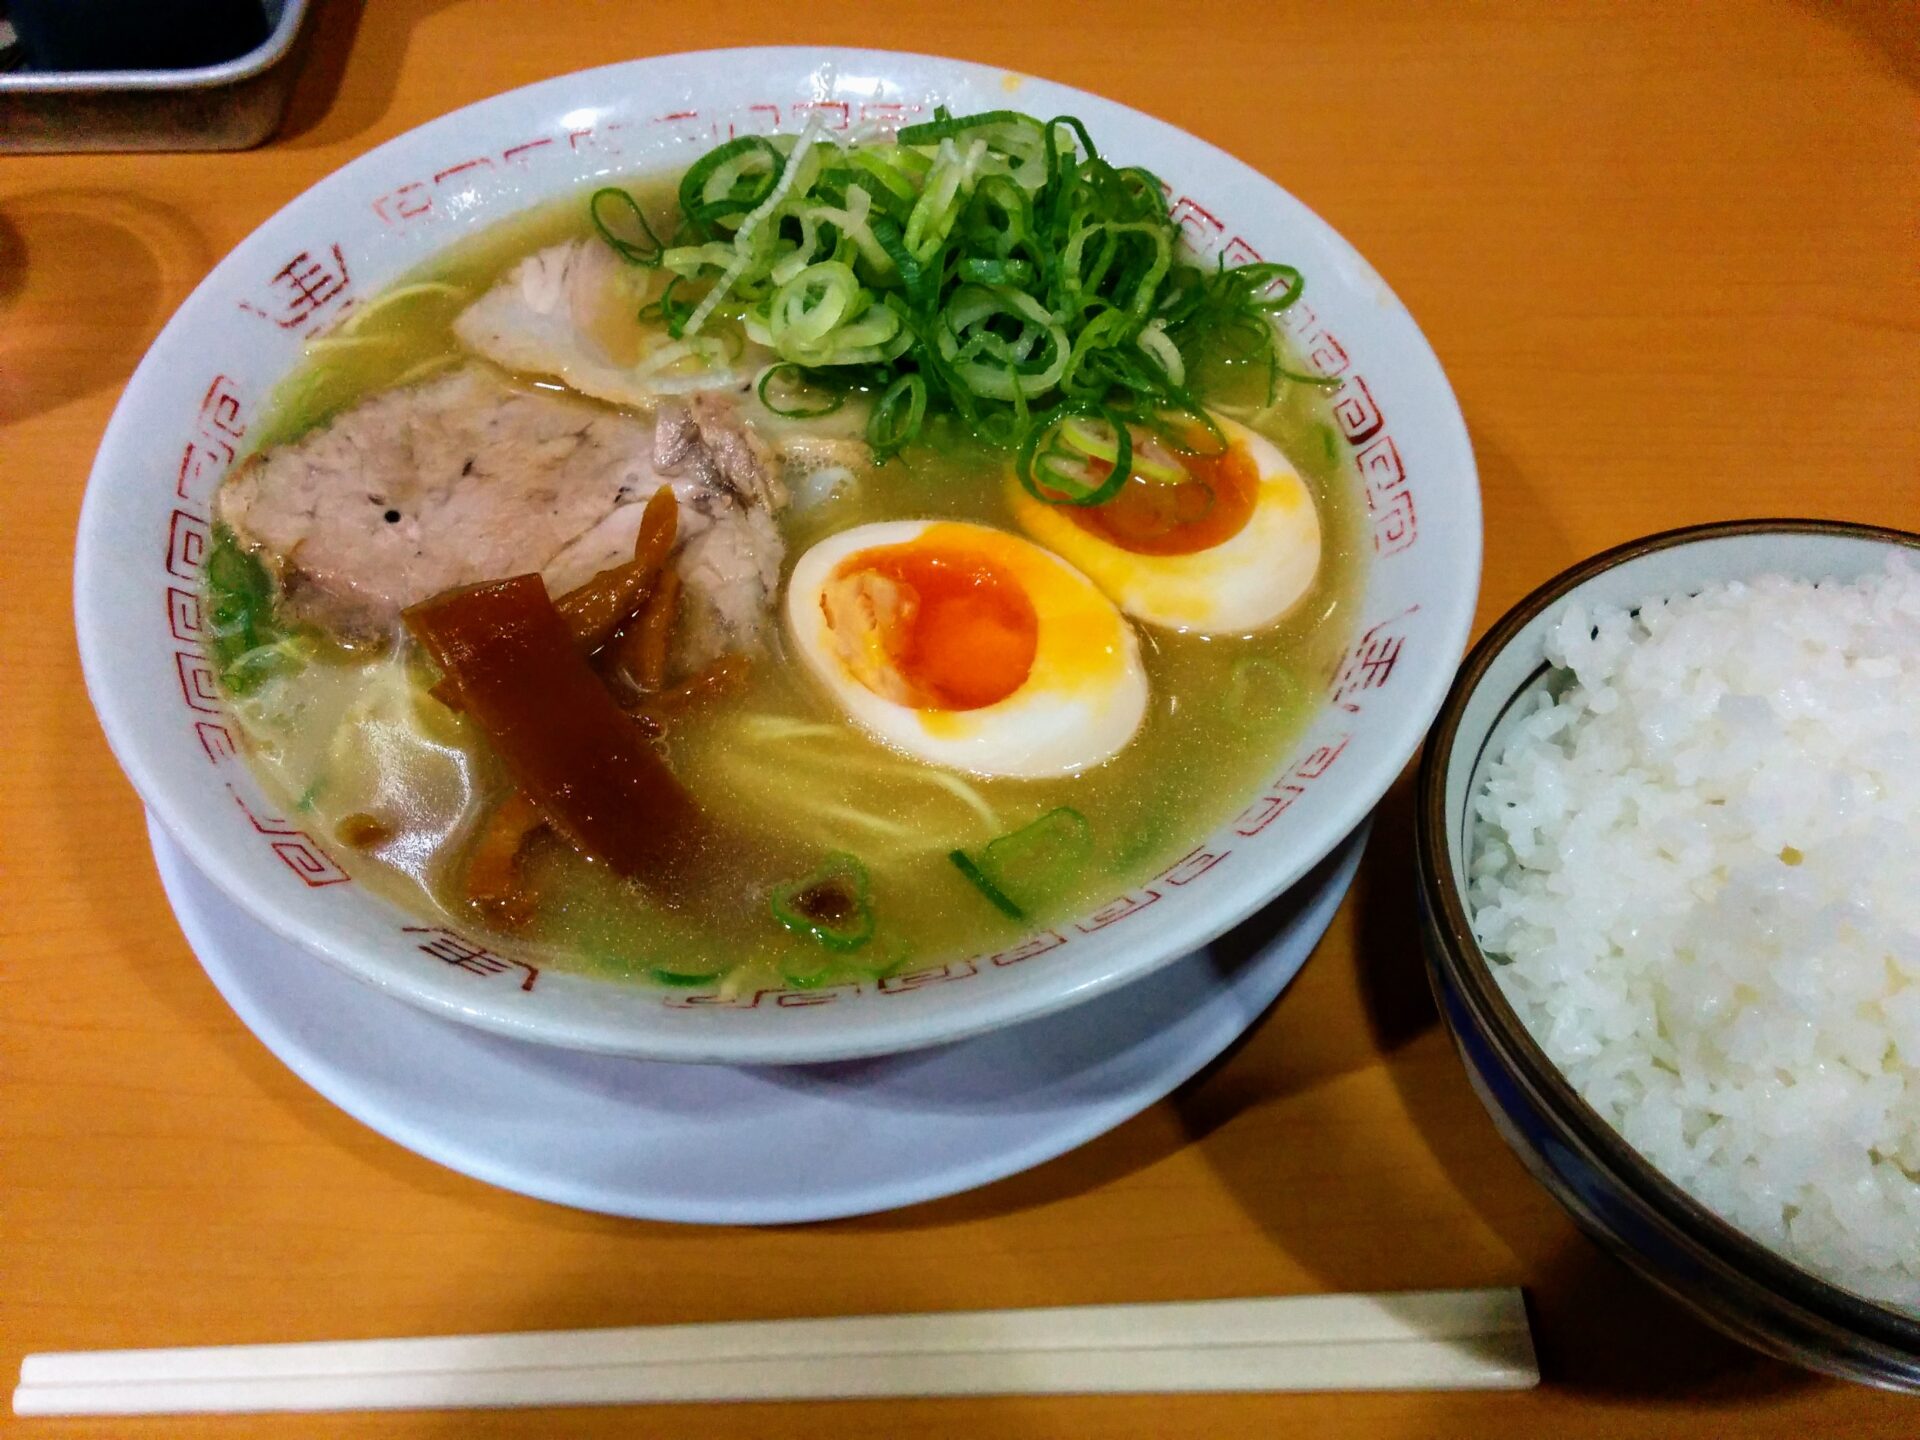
[150,816,1364,1225]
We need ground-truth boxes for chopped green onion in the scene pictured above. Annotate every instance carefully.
[756,362,845,418]
[588,188,665,266]
[651,966,726,988]
[948,849,1025,921]
[868,373,927,461]
[1238,262,1306,313]
[1059,416,1183,483]
[1016,405,1133,506]
[679,136,786,236]
[898,108,1034,145]
[958,257,1036,286]
[936,284,1070,401]
[584,109,1313,489]
[951,807,1094,920]
[783,937,912,989]
[846,148,924,210]
[770,853,875,952]
[204,524,307,696]
[980,807,1092,907]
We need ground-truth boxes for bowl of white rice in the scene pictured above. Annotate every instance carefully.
[1415,518,1920,1389]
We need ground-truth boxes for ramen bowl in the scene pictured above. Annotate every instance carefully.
[76,48,1480,1063]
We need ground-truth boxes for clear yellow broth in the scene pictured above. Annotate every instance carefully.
[224,176,1368,993]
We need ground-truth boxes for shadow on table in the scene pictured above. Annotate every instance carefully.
[854,984,1308,1227]
[1183,769,1812,1405]
[46,730,532,1218]
[275,0,467,150]
[1797,0,1920,91]
[0,189,209,424]
[1464,426,1581,622]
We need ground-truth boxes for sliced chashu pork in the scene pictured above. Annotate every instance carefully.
[454,239,872,475]
[216,366,783,675]
[450,239,689,409]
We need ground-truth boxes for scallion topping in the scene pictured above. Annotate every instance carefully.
[951,807,1094,919]
[589,109,1314,492]
[771,853,876,952]
[589,188,665,267]
[204,524,309,695]
[868,373,928,462]
[949,849,1025,921]
[756,361,846,418]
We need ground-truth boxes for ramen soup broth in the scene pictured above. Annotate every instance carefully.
[217,164,1366,994]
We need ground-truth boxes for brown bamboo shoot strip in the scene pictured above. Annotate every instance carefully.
[462,790,546,926]
[555,486,678,652]
[628,569,681,692]
[426,488,679,711]
[403,575,712,895]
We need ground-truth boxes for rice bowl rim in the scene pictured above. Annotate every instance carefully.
[1414,516,1920,1352]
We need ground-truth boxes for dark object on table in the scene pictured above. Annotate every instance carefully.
[0,0,309,152]
[11,0,268,72]
[1,11,25,74]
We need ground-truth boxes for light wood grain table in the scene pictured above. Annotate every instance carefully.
[3,1,1915,1434]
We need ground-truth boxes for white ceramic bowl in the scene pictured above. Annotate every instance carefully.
[76,48,1481,1063]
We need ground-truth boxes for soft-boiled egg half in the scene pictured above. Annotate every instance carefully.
[785,520,1148,779]
[1007,416,1321,634]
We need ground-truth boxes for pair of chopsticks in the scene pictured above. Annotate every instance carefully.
[12,1289,1535,1415]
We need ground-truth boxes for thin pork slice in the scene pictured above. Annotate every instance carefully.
[454,240,872,473]
[451,240,684,409]
[217,366,785,673]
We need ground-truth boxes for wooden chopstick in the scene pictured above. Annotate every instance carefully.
[13,1289,1537,1415]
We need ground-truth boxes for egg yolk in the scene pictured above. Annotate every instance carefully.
[821,543,1039,710]
[1069,442,1260,556]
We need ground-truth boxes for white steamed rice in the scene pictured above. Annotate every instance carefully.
[1469,555,1920,1311]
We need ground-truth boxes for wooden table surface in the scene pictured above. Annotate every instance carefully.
[3,1,1915,1434]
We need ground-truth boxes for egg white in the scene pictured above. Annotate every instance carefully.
[784,520,1149,779]
[1007,416,1321,634]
